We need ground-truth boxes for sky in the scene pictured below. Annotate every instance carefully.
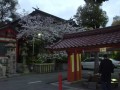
[17,0,120,27]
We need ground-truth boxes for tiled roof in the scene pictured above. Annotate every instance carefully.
[30,8,66,22]
[48,25,120,50]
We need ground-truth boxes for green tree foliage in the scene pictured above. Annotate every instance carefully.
[111,16,120,26]
[110,51,120,61]
[75,0,108,29]
[86,0,108,3]
[0,0,18,24]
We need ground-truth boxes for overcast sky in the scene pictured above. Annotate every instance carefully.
[17,0,120,27]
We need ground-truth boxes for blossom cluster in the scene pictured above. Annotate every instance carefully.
[17,14,88,43]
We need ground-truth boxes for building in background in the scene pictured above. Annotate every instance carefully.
[0,24,18,76]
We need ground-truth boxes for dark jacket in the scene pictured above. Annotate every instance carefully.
[99,59,114,74]
[99,59,114,82]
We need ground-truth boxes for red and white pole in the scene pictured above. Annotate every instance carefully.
[58,72,62,90]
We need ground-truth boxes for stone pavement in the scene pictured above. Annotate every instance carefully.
[51,79,89,90]
[0,70,120,90]
[51,78,120,90]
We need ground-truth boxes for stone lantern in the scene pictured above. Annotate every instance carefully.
[5,42,16,77]
[21,43,29,73]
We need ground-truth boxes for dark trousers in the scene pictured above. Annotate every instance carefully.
[101,81,111,90]
[101,74,111,90]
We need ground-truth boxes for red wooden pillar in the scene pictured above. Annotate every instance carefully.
[67,51,71,82]
[74,50,77,81]
[67,49,82,82]
[76,53,80,80]
[78,52,82,80]
[75,50,82,81]
[67,50,74,82]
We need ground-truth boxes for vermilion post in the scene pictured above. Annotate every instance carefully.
[67,52,71,82]
[58,72,62,90]
[74,50,77,81]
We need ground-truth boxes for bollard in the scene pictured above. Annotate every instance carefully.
[58,72,62,90]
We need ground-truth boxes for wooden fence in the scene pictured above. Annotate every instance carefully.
[33,63,55,73]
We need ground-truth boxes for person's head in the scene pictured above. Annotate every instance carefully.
[103,54,108,59]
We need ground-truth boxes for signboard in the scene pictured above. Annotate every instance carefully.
[100,48,106,52]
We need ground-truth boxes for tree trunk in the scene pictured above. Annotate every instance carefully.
[94,52,99,74]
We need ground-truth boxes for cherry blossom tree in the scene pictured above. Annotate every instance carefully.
[17,13,93,65]
[17,14,87,44]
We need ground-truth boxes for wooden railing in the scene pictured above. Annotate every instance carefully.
[33,63,55,73]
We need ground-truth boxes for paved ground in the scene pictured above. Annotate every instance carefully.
[0,70,119,90]
[51,78,120,90]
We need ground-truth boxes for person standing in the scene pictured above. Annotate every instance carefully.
[99,54,114,90]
